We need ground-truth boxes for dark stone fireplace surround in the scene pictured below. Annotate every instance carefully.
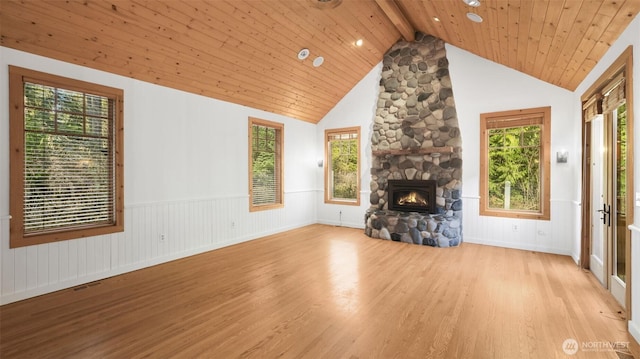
[364,33,463,248]
[387,179,436,213]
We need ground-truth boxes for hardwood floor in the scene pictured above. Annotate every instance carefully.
[1,224,638,358]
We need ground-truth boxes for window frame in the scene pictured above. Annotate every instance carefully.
[9,66,124,248]
[324,126,361,206]
[479,106,551,220]
[248,117,284,212]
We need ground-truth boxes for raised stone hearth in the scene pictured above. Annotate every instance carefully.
[365,32,463,248]
[365,210,461,247]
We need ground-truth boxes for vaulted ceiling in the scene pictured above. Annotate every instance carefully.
[2,0,639,123]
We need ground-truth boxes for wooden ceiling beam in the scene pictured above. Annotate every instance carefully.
[374,0,415,42]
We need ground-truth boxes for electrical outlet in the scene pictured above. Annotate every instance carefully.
[512,224,518,232]
[636,192,640,207]
[231,221,236,228]
[159,233,166,242]
[537,230,546,236]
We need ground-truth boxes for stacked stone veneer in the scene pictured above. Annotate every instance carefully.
[365,33,463,248]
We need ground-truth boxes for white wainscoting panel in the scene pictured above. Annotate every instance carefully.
[462,196,575,255]
[630,224,640,344]
[0,191,316,304]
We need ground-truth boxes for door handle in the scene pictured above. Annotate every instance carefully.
[597,203,611,227]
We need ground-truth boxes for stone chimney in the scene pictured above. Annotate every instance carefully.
[365,33,463,247]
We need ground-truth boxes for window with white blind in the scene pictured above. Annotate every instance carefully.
[248,117,283,211]
[325,127,360,205]
[9,66,124,248]
[479,106,550,220]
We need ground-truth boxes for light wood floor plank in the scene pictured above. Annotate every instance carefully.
[1,224,638,358]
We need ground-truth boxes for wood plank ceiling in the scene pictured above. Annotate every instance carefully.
[1,0,639,123]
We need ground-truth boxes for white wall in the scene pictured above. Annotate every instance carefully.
[446,45,579,258]
[317,43,579,257]
[573,13,640,344]
[0,47,317,304]
[315,63,382,228]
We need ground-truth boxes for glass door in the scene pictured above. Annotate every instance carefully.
[581,49,633,313]
[609,103,627,307]
[589,115,606,285]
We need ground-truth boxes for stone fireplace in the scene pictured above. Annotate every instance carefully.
[364,33,463,248]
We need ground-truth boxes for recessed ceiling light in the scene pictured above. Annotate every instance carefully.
[308,0,342,9]
[433,16,440,22]
[297,48,310,60]
[313,56,324,67]
[355,39,363,47]
[466,12,483,23]
[463,0,481,7]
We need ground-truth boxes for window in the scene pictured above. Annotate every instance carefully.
[249,117,283,211]
[9,66,124,248]
[325,127,360,205]
[480,106,550,220]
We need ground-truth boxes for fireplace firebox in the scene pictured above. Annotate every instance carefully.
[387,180,437,213]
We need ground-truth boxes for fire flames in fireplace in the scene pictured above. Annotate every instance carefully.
[397,191,428,206]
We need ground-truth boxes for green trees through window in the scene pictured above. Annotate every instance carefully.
[249,117,283,211]
[616,103,627,216]
[480,107,550,220]
[325,127,360,205]
[251,124,277,205]
[487,125,541,211]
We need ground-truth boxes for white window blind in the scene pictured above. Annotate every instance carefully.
[22,82,115,233]
[250,121,282,207]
